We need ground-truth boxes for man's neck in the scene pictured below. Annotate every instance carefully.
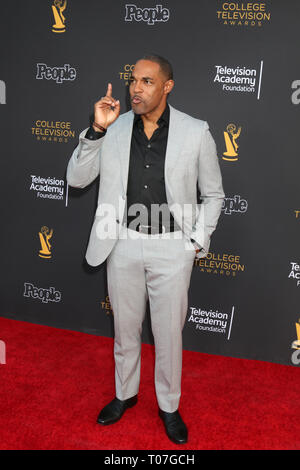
[141,102,167,128]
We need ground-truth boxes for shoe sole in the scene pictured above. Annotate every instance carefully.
[166,433,188,445]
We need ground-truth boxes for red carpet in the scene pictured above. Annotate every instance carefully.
[0,316,299,450]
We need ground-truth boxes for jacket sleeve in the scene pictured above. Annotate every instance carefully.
[191,121,225,258]
[66,128,105,188]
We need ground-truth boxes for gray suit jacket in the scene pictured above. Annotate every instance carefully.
[66,105,225,266]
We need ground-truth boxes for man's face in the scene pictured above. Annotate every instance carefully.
[129,60,172,115]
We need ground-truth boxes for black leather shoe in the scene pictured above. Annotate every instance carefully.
[97,395,138,425]
[159,409,188,444]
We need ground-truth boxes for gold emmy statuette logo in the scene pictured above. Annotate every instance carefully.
[223,123,242,161]
[39,226,53,259]
[51,0,67,33]
[292,319,300,350]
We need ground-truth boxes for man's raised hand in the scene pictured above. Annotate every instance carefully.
[93,83,120,132]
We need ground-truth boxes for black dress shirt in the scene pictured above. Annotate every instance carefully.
[125,104,177,231]
[85,104,177,232]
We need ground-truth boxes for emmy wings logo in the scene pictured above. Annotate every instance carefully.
[38,226,53,259]
[51,0,67,33]
[292,319,300,350]
[223,123,241,162]
[0,80,5,104]
[295,210,300,219]
[216,2,271,27]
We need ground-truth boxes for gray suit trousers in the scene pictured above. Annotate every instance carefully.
[106,225,195,413]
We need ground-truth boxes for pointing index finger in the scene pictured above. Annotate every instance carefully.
[106,83,112,97]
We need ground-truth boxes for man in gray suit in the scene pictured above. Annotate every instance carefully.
[67,54,224,444]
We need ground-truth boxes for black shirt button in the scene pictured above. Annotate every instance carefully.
[145,164,150,168]
[147,144,151,148]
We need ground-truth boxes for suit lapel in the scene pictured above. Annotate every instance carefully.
[117,110,134,195]
[164,105,186,197]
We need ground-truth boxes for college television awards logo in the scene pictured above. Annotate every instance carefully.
[194,252,245,277]
[31,120,75,143]
[51,0,67,33]
[216,2,271,27]
[36,63,76,84]
[187,305,236,339]
[0,80,6,104]
[100,296,113,316]
[119,64,134,85]
[124,4,170,25]
[223,123,241,161]
[38,226,53,259]
[213,62,263,98]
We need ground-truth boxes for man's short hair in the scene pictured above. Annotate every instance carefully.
[137,54,173,81]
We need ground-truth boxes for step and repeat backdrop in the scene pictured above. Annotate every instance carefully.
[0,0,299,366]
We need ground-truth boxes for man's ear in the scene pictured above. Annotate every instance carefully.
[164,80,175,95]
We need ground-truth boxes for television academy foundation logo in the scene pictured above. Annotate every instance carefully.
[23,282,62,303]
[187,305,235,339]
[124,4,170,25]
[31,120,75,143]
[216,2,271,27]
[222,195,248,215]
[29,174,66,203]
[213,62,263,98]
[36,63,76,84]
[288,262,300,287]
[194,251,245,277]
[0,80,6,104]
